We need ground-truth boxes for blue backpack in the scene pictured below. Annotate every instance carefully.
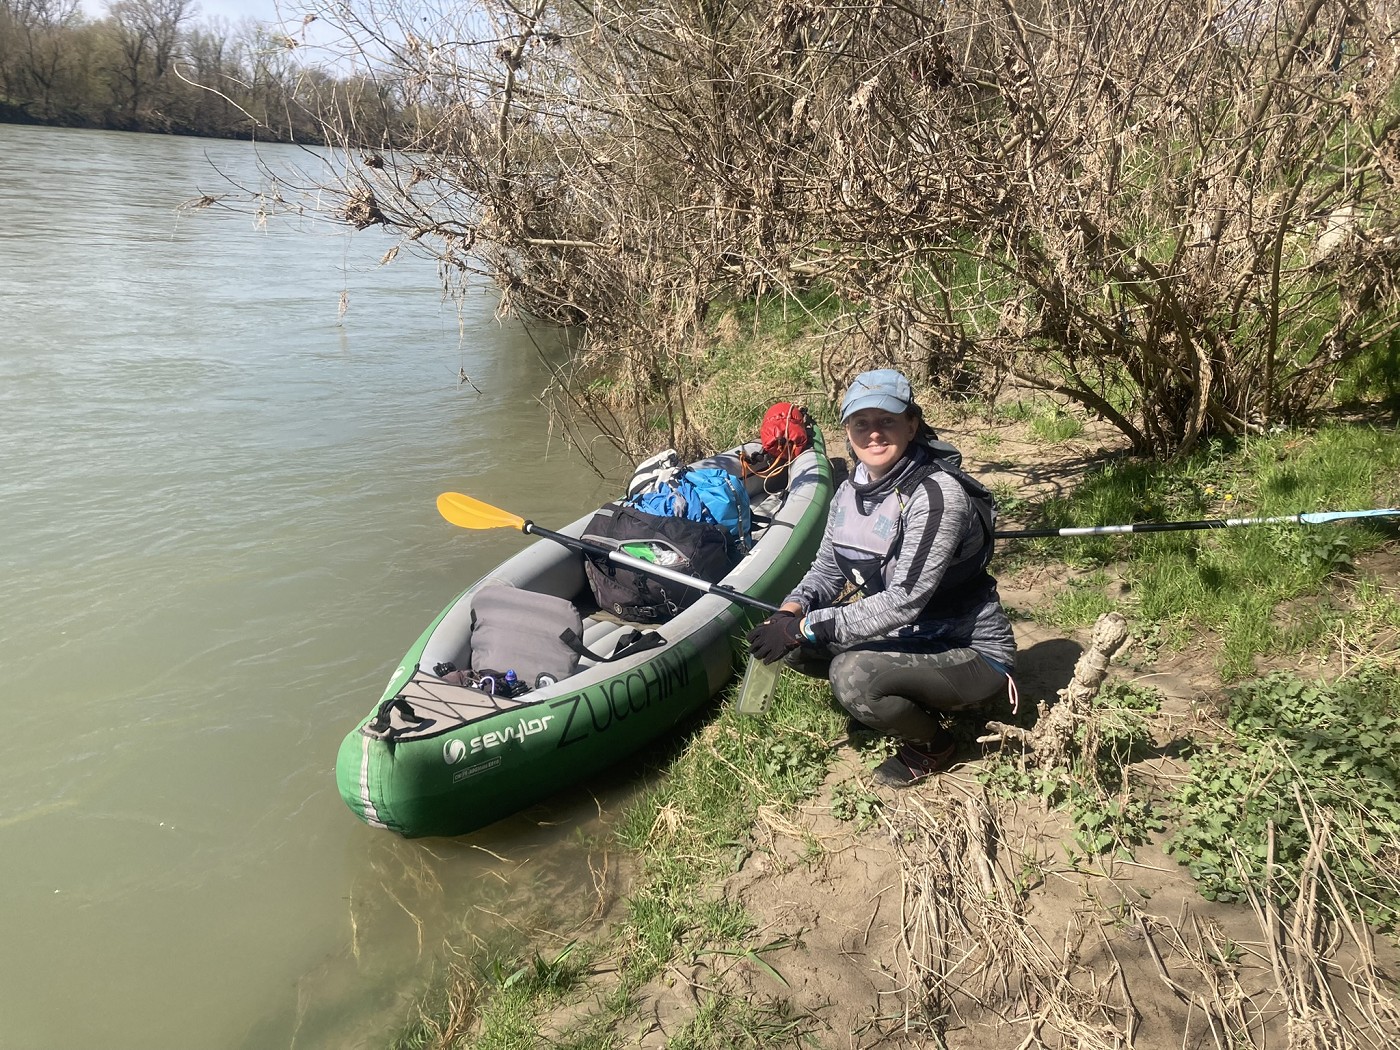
[626,456,753,552]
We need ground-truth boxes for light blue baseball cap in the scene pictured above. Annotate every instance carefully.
[840,369,914,422]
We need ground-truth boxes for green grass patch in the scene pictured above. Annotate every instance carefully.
[686,326,830,449]
[471,944,594,1048]
[1336,327,1400,414]
[1015,424,1400,676]
[665,991,810,1049]
[999,399,1086,444]
[987,480,1033,522]
[395,673,846,1045]
[1038,571,1119,628]
[711,284,851,346]
[389,941,597,1050]
[612,678,841,979]
[534,673,845,1033]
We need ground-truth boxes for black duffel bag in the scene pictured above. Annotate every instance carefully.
[581,501,732,623]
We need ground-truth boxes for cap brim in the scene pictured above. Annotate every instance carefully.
[841,394,910,421]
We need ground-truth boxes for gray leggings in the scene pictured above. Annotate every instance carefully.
[786,644,1009,744]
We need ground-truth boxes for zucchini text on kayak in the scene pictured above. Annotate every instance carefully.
[551,650,692,747]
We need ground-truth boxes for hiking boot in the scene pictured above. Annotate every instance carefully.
[873,739,957,786]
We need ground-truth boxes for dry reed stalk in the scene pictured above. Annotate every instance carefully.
[1226,791,1400,1050]
[586,847,614,925]
[1133,782,1400,1050]
[890,787,1138,1047]
[420,965,482,1048]
[1137,914,1237,1049]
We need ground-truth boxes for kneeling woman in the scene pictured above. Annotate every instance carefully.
[746,369,1017,785]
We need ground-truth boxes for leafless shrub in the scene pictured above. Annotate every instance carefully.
[285,0,1400,458]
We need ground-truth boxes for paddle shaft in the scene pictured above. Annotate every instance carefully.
[522,521,783,615]
[995,508,1400,540]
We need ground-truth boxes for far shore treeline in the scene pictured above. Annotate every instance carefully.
[0,0,393,143]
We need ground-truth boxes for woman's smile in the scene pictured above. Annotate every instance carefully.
[845,409,919,480]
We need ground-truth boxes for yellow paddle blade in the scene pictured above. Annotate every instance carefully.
[436,492,527,531]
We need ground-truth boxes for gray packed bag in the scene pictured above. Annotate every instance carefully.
[466,584,584,688]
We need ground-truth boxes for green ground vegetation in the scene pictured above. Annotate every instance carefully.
[390,314,1399,1046]
[1168,668,1400,930]
[1030,425,1400,678]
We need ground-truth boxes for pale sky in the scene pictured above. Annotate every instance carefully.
[197,0,305,29]
[81,0,294,29]
[198,0,287,23]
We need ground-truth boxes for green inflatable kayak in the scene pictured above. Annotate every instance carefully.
[335,436,833,838]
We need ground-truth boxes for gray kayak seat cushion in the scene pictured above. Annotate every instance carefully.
[470,585,584,685]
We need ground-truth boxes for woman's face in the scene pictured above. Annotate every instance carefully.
[844,408,919,480]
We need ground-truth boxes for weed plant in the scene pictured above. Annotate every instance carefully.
[466,944,595,1049]
[978,680,1167,862]
[829,779,882,827]
[1167,668,1400,930]
[1041,572,1119,628]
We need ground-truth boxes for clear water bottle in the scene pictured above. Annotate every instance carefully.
[736,655,781,715]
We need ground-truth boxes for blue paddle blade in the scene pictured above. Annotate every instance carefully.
[1298,508,1400,525]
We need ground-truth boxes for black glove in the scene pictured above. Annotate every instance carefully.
[746,611,801,664]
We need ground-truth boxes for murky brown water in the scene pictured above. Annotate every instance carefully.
[0,124,625,1049]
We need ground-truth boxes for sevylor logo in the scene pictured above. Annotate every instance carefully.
[442,738,468,764]
[471,715,554,754]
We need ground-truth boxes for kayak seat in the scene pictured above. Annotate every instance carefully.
[579,617,623,650]
[750,490,785,517]
[576,615,664,669]
[419,556,590,677]
[493,556,589,603]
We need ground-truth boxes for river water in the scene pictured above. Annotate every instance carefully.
[0,125,626,1048]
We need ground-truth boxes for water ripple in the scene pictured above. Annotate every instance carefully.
[0,124,616,1050]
